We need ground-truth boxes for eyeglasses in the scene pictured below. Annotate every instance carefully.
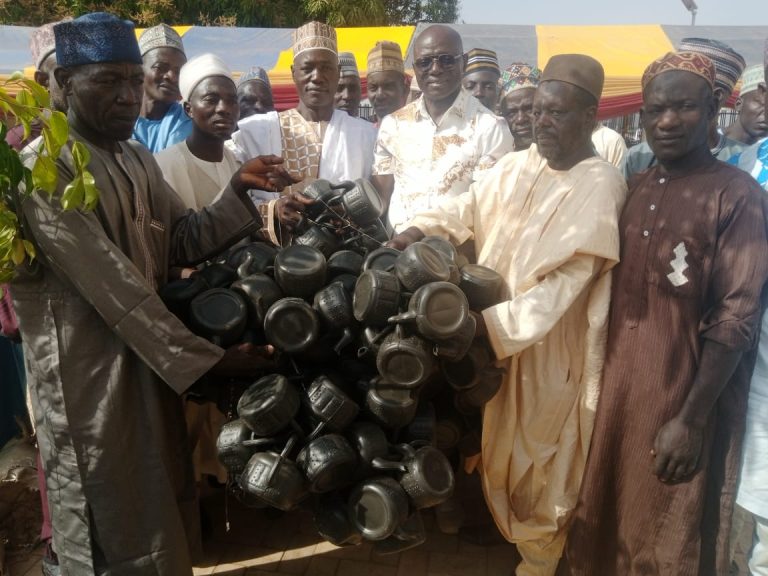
[414,54,462,72]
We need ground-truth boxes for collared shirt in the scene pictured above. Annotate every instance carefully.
[729,136,768,189]
[373,88,513,232]
[624,131,746,179]
[155,141,241,210]
[133,102,193,154]
[229,108,377,244]
[567,158,768,575]
[591,123,627,171]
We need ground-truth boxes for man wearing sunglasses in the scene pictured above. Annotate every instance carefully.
[371,24,512,233]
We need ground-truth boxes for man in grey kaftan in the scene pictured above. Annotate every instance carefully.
[11,13,287,575]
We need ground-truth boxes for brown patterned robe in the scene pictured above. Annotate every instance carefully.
[566,158,768,575]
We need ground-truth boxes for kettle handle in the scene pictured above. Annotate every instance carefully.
[308,419,327,442]
[371,456,408,474]
[332,180,356,192]
[395,443,417,460]
[236,252,254,280]
[242,437,277,448]
[265,433,299,484]
[387,310,417,325]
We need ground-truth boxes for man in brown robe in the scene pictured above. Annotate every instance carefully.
[12,13,291,575]
[566,51,768,576]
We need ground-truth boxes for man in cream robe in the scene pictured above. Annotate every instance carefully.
[156,54,241,211]
[389,54,627,575]
[155,54,244,486]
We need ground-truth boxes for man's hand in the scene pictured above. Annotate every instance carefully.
[232,155,301,193]
[385,226,425,250]
[208,342,276,379]
[276,192,316,232]
[464,453,483,475]
[651,416,704,483]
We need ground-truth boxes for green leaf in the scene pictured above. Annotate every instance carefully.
[11,238,25,266]
[71,141,91,168]
[20,79,50,109]
[7,152,25,191]
[61,178,85,211]
[48,111,69,151]
[15,89,34,108]
[22,239,36,260]
[0,140,9,170]
[23,171,34,198]
[42,126,63,159]
[82,171,99,211]
[31,155,58,195]
[8,71,23,81]
[20,119,31,142]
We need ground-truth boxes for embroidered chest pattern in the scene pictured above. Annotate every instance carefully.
[667,242,689,287]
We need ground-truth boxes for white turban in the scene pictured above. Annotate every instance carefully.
[179,53,233,102]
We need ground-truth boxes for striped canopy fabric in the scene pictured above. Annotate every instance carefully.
[3,22,767,117]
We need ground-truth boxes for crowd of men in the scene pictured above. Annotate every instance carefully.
[1,10,768,576]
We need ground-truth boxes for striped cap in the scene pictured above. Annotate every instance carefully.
[367,41,404,75]
[677,37,745,95]
[338,52,359,78]
[464,48,500,77]
[739,64,764,96]
[293,21,337,58]
[499,62,541,96]
[138,23,184,56]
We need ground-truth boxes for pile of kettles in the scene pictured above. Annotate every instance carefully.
[160,178,507,554]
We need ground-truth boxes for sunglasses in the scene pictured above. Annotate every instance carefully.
[414,54,463,72]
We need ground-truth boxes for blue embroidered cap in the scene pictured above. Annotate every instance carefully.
[54,12,142,68]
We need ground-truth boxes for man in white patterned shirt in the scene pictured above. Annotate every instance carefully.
[371,25,513,233]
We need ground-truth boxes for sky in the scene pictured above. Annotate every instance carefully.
[461,0,765,26]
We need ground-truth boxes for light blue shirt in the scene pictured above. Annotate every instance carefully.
[132,101,192,153]
[729,137,768,190]
[733,136,768,518]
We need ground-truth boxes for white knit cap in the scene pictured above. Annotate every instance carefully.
[740,64,765,96]
[179,53,233,102]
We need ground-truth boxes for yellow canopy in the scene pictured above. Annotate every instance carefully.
[536,25,674,99]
